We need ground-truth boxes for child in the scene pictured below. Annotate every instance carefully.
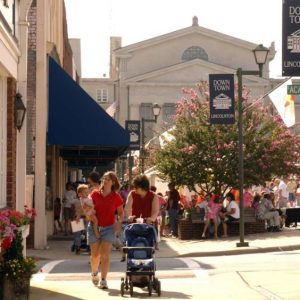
[201,195,221,239]
[77,184,100,239]
[54,198,63,234]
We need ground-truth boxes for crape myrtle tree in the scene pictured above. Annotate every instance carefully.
[154,82,300,196]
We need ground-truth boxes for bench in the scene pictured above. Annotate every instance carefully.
[178,207,266,240]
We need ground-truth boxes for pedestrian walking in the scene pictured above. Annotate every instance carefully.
[88,171,124,289]
[166,183,180,238]
[54,197,63,234]
[278,177,289,208]
[125,175,159,225]
[63,182,77,235]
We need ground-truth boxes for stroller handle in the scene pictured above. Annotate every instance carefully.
[128,217,154,224]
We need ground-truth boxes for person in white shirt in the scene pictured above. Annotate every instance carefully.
[256,192,281,231]
[278,178,289,208]
[63,182,77,235]
[219,192,240,238]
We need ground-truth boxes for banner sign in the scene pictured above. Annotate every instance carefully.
[282,0,300,76]
[209,74,235,125]
[125,120,140,150]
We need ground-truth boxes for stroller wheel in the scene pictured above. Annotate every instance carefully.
[148,282,152,296]
[120,282,125,297]
[155,279,161,297]
[129,282,134,297]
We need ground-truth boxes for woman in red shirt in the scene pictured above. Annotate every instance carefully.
[88,171,124,289]
[125,175,159,224]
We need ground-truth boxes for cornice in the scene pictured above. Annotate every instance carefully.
[114,25,260,56]
[0,21,21,59]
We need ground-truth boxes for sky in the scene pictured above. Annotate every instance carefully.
[64,0,282,78]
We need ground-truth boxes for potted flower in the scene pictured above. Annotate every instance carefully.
[0,231,37,300]
[0,211,16,254]
[0,208,37,300]
[8,206,36,240]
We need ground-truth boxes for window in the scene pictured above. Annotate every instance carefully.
[96,89,108,103]
[162,103,176,125]
[140,103,154,142]
[0,77,7,208]
[182,46,208,61]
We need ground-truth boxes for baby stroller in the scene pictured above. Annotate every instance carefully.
[120,223,161,297]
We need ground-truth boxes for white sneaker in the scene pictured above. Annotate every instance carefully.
[91,273,99,286]
[99,279,108,289]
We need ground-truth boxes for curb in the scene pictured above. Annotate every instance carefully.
[177,244,300,257]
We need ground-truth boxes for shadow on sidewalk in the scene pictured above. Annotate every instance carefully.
[30,287,83,300]
[105,287,192,299]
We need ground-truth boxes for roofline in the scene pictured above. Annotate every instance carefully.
[114,25,259,56]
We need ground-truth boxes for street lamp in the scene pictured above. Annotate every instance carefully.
[236,44,269,248]
[141,103,161,173]
[15,93,26,131]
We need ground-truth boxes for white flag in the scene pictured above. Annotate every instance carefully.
[268,79,295,127]
[106,101,117,117]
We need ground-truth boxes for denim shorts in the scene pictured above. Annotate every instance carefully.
[87,222,115,245]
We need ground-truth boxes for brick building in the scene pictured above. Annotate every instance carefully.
[0,0,33,211]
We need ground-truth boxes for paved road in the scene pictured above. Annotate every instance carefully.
[30,250,300,299]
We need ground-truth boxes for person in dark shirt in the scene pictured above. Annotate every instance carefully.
[167,183,180,237]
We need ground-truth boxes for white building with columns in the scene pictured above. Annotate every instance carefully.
[81,17,275,143]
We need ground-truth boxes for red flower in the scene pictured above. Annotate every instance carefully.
[1,237,12,250]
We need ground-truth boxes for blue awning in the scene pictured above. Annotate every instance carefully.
[48,57,129,161]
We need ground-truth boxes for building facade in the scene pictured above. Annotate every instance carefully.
[0,0,34,212]
[82,17,275,144]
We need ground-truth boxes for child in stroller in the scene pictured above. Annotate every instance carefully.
[120,223,161,297]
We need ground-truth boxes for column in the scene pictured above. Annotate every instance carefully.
[34,0,47,249]
[16,20,30,212]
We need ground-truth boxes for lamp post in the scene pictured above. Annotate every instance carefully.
[141,103,161,173]
[236,44,269,247]
[15,93,26,131]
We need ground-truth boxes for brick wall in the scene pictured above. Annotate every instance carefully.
[26,0,36,175]
[62,2,74,78]
[6,77,17,209]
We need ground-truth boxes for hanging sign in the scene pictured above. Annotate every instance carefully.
[125,120,141,150]
[209,74,235,125]
[282,0,300,76]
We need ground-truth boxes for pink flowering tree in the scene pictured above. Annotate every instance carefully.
[154,82,300,196]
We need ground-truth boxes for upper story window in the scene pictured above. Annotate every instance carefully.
[0,0,17,37]
[162,103,176,125]
[140,103,154,142]
[182,46,208,61]
[96,89,108,103]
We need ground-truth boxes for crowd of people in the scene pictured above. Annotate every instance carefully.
[52,172,300,289]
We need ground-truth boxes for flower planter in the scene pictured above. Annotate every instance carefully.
[16,225,30,256]
[22,225,30,239]
[17,225,30,239]
[2,277,30,300]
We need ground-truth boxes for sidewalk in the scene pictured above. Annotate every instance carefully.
[27,227,300,261]
[26,229,300,300]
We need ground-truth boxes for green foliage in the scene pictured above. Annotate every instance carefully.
[155,84,300,195]
[0,231,37,295]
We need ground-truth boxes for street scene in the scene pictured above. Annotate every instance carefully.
[1,0,300,299]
